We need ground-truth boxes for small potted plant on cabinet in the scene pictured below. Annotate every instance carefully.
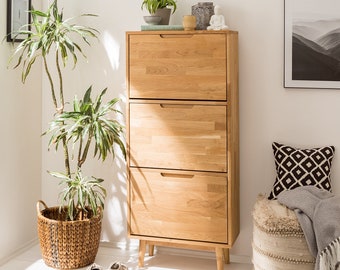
[7,1,125,269]
[141,0,177,25]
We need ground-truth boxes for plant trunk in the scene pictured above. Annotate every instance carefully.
[44,53,71,177]
[78,133,92,168]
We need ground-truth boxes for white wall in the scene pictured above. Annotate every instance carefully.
[0,0,42,263]
[38,0,340,261]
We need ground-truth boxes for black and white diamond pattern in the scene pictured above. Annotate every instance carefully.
[268,142,335,200]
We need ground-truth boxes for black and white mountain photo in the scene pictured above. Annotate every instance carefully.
[292,18,340,81]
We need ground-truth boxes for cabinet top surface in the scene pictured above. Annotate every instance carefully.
[126,30,238,35]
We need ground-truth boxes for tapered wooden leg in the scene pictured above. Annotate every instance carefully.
[216,248,224,270]
[216,248,230,270]
[149,244,155,256]
[223,248,230,264]
[138,240,146,267]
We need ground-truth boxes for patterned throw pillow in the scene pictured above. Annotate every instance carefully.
[268,142,335,200]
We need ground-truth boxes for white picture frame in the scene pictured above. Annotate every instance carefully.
[284,0,340,89]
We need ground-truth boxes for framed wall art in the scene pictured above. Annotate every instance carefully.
[284,0,340,89]
[6,0,31,42]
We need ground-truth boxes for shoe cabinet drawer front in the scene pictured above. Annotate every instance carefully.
[129,101,227,172]
[127,33,226,100]
[129,168,228,243]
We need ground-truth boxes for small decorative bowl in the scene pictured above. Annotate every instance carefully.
[143,15,162,25]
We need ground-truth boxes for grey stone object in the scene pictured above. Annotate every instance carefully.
[192,2,214,30]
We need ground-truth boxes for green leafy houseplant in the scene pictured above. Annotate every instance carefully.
[45,86,125,220]
[8,0,126,221]
[141,0,177,14]
[7,1,125,267]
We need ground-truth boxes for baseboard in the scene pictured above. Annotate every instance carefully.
[156,246,252,264]
[0,238,38,266]
[99,241,252,264]
[100,239,140,251]
[230,254,252,264]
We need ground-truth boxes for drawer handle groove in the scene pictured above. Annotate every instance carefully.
[160,173,194,178]
[160,34,194,39]
[160,104,194,109]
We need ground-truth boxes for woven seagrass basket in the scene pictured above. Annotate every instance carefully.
[37,200,102,269]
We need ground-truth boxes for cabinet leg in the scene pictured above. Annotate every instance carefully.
[138,240,146,267]
[216,248,224,270]
[149,244,155,256]
[223,248,230,264]
[216,248,230,270]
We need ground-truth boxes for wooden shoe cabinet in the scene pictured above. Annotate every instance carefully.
[126,30,239,270]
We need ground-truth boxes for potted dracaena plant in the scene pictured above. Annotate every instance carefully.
[7,1,125,269]
[141,0,177,25]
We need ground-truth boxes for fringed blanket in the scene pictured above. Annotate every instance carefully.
[278,186,340,270]
[319,237,340,269]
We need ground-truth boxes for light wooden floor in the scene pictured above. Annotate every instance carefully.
[0,244,253,270]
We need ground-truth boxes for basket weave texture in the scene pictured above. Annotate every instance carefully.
[37,200,102,269]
